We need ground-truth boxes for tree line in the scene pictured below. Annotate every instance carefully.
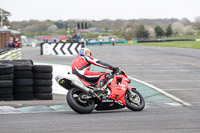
[9,18,200,40]
[134,24,173,40]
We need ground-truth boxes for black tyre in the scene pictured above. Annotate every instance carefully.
[0,74,14,80]
[34,93,53,100]
[14,71,33,79]
[33,73,52,80]
[14,79,33,87]
[33,65,53,73]
[67,88,95,114]
[11,60,33,65]
[13,87,33,93]
[34,80,52,87]
[14,93,33,100]
[125,89,145,111]
[0,94,14,101]
[33,87,52,93]
[13,64,32,71]
[0,80,13,87]
[0,88,13,95]
[0,63,14,75]
[0,60,10,64]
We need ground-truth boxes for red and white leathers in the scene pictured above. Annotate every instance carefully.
[72,55,113,82]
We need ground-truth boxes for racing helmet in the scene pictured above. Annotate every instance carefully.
[79,48,92,56]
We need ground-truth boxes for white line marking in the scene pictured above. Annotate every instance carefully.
[128,77,191,106]
[144,80,200,82]
[162,88,200,91]
[165,103,182,107]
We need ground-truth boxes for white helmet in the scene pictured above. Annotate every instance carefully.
[79,48,92,56]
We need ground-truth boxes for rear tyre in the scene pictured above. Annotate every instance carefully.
[67,88,95,114]
[125,89,145,111]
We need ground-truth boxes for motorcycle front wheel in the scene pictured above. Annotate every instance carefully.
[125,89,145,111]
[67,87,95,114]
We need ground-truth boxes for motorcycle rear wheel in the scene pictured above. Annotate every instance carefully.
[67,87,95,114]
[125,89,145,111]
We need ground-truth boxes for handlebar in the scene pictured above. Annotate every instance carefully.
[110,68,122,78]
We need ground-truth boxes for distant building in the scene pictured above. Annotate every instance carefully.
[34,35,67,44]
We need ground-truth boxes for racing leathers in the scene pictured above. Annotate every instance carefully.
[72,55,114,82]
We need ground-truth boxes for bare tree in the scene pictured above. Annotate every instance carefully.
[123,26,136,40]
[195,16,200,23]
[47,25,58,32]
[171,22,184,36]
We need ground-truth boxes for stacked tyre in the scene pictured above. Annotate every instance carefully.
[33,65,53,100]
[12,60,34,100]
[0,63,14,100]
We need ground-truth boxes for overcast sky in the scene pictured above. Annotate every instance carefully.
[0,0,199,21]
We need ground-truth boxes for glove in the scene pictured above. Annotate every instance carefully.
[112,67,119,73]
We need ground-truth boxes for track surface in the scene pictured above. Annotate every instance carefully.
[1,45,199,133]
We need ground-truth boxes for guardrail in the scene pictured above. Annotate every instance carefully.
[87,40,138,45]
[0,48,21,60]
[137,39,195,43]
[87,39,198,45]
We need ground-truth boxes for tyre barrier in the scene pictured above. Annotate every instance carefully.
[0,48,22,60]
[40,43,84,56]
[0,64,14,100]
[33,65,53,100]
[0,60,53,101]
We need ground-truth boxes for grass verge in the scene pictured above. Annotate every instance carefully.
[138,41,200,49]
[118,41,200,49]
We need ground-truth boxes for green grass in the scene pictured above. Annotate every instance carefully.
[165,35,200,40]
[138,41,200,49]
[117,41,200,49]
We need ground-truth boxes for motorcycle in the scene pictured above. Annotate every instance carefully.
[56,69,145,114]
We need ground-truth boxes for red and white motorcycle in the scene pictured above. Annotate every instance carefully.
[56,69,145,114]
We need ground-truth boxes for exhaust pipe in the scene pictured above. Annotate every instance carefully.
[71,80,101,101]
[71,80,94,94]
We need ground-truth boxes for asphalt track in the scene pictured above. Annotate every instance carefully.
[0,45,200,133]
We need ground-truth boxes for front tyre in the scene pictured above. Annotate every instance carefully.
[67,88,95,114]
[125,89,145,111]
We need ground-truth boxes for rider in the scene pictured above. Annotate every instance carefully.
[72,48,118,87]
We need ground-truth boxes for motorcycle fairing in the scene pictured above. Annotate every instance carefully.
[107,75,129,106]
